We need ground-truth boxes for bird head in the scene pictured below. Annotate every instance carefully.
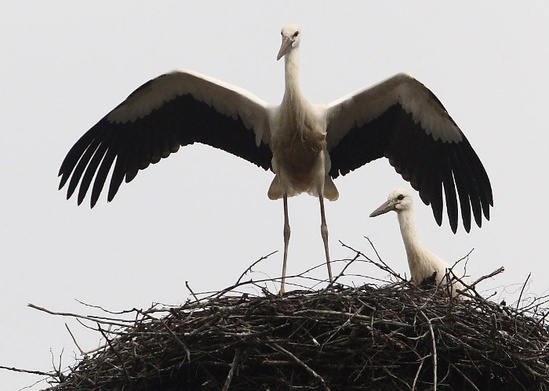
[369,188,413,217]
[277,24,301,60]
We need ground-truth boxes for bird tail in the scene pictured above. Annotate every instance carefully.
[268,176,284,200]
[267,175,339,201]
[324,176,339,201]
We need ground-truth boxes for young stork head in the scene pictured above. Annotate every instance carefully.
[369,189,414,217]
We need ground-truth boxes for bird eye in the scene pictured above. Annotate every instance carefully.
[397,194,405,201]
[293,31,299,38]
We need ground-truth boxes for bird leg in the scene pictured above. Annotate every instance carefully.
[279,194,291,295]
[319,194,333,284]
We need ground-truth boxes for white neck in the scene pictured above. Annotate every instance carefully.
[397,209,420,249]
[397,208,430,280]
[283,48,302,101]
[397,206,459,294]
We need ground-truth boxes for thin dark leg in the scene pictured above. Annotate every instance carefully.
[280,194,291,294]
[319,194,333,284]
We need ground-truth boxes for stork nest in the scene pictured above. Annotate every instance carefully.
[27,244,549,390]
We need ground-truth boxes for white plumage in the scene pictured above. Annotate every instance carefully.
[370,189,466,296]
[59,24,492,294]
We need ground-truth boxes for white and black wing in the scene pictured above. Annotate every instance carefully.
[59,70,273,207]
[326,73,493,233]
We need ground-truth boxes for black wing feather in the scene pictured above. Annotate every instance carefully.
[448,146,472,232]
[59,90,272,207]
[66,137,102,200]
[329,103,492,232]
[78,140,108,205]
[91,148,116,207]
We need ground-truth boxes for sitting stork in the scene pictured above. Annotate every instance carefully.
[370,189,467,296]
[59,24,492,294]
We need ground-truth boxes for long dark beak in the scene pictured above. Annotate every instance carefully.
[369,199,397,218]
[277,36,292,61]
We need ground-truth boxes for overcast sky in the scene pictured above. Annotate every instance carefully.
[2,2,549,389]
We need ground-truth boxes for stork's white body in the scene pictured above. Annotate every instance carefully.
[267,62,335,200]
[59,25,492,294]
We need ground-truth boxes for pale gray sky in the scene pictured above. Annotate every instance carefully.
[2,2,548,389]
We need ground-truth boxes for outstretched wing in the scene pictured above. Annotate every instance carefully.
[59,70,273,207]
[326,73,492,233]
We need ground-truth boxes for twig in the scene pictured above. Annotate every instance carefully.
[221,348,241,391]
[321,305,366,347]
[185,281,200,303]
[65,323,85,356]
[451,248,474,270]
[468,266,505,289]
[156,316,191,361]
[450,364,481,391]
[0,365,52,377]
[516,273,531,310]
[270,342,331,391]
[420,311,437,391]
[325,252,360,291]
[412,356,426,391]
[235,251,277,285]
[364,236,382,261]
[339,239,405,282]
[363,236,406,281]
[97,324,130,384]
[50,347,65,384]
[28,303,131,328]
[74,299,142,316]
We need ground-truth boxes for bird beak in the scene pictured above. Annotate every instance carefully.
[369,199,396,218]
[277,36,293,61]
